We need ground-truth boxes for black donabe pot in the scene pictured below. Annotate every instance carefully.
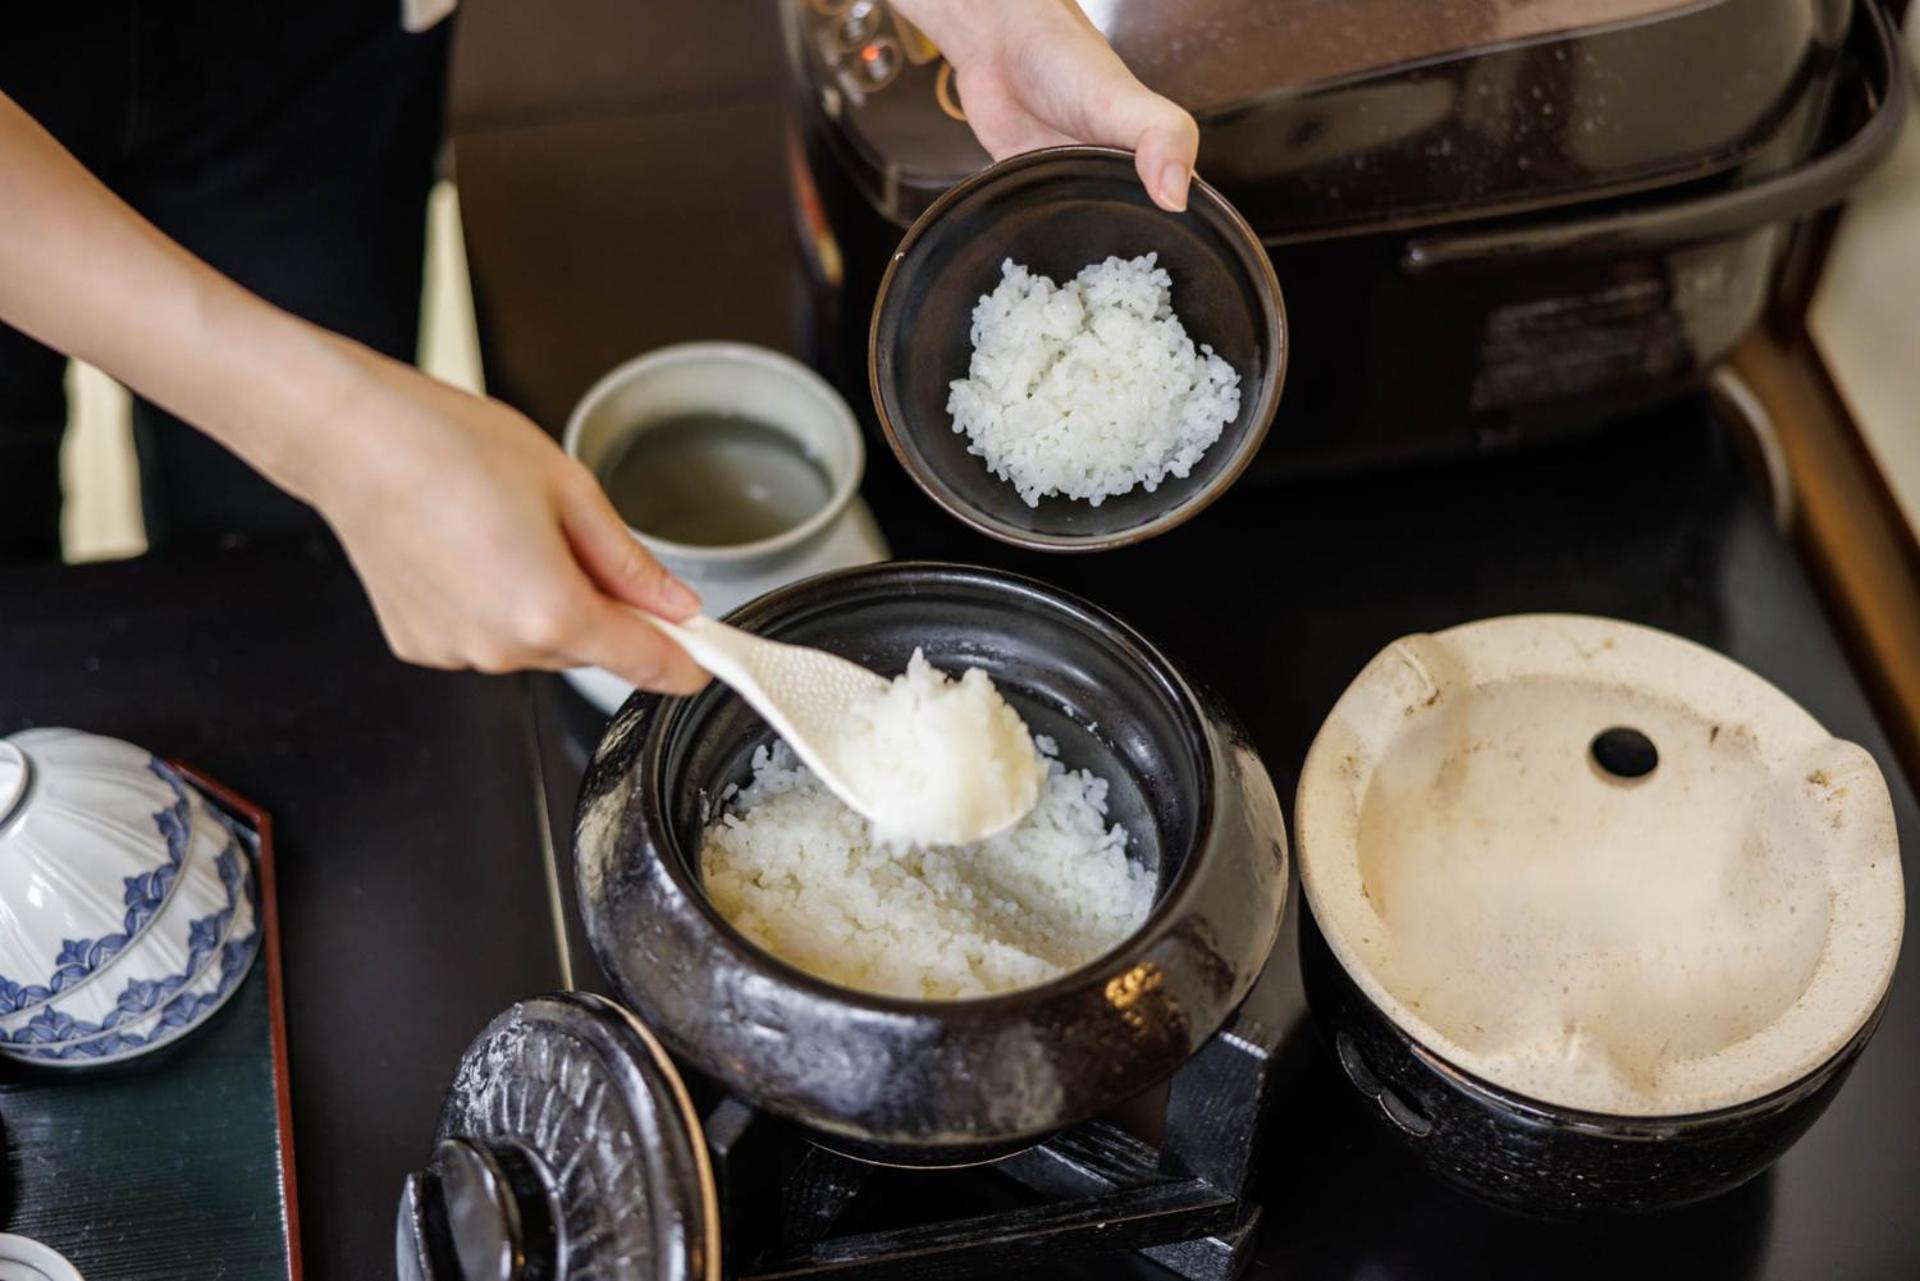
[1299,905,1890,1218]
[574,562,1290,1164]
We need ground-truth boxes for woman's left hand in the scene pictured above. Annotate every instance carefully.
[893,0,1199,211]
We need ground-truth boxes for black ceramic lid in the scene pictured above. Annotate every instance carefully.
[396,993,720,1281]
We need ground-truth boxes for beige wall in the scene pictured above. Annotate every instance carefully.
[1809,16,1920,543]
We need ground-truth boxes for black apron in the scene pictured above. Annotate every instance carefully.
[0,1,451,558]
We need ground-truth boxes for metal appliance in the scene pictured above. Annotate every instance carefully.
[784,0,1907,472]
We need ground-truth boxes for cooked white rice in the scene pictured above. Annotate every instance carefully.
[701,736,1153,999]
[946,254,1241,507]
[830,650,1044,847]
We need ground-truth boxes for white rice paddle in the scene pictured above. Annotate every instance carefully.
[635,613,1043,845]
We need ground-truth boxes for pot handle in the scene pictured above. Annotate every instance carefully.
[1335,1031,1437,1139]
[1400,0,1908,276]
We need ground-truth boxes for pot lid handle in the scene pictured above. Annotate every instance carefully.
[396,993,720,1281]
[397,1138,560,1281]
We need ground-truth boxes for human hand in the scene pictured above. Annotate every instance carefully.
[896,0,1199,210]
[305,353,710,694]
[0,88,686,696]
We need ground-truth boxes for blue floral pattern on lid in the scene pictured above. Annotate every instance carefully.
[0,757,192,1015]
[19,924,261,1062]
[1,799,245,1045]
[12,823,263,1064]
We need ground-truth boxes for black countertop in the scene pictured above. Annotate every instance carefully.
[0,385,1910,1281]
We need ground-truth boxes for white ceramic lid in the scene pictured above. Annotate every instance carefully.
[0,781,243,1044]
[1296,615,1905,1116]
[0,730,189,1012]
[0,742,26,822]
[2,821,262,1067]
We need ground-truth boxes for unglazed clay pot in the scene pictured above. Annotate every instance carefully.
[1295,615,1904,1215]
[573,562,1290,1164]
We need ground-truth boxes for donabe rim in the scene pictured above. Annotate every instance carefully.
[645,560,1222,1018]
[868,145,1287,553]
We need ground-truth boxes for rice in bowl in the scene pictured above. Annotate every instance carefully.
[946,254,1241,508]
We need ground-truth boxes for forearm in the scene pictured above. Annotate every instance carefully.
[0,95,705,689]
[0,90,378,504]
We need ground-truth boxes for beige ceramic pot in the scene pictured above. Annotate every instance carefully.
[1295,614,1903,1214]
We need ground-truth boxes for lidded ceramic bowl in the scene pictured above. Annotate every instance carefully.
[574,561,1290,1163]
[0,729,263,1066]
[0,729,187,1007]
[1295,615,1904,1214]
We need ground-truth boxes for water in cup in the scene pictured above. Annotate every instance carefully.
[600,413,833,546]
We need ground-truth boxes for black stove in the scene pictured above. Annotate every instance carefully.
[698,947,1286,1281]
[529,392,1920,1280]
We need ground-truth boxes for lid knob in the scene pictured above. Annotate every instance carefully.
[398,1138,561,1281]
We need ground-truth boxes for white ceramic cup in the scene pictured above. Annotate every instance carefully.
[561,341,888,713]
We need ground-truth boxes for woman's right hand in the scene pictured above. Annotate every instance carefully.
[894,0,1199,211]
[0,90,696,694]
[305,349,711,695]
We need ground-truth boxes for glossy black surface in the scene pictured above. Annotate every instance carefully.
[574,564,1289,1161]
[0,970,288,1279]
[1299,905,1885,1218]
[0,539,564,1279]
[869,148,1286,550]
[810,3,1905,476]
[790,0,1857,234]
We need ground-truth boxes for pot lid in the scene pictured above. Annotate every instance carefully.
[397,994,720,1281]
